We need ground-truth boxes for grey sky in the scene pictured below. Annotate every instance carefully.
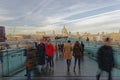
[0,0,120,34]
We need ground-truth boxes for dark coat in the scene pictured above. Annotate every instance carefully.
[97,45,115,72]
[73,44,82,59]
[81,43,84,56]
[37,43,46,65]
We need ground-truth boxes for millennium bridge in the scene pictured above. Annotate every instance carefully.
[0,38,120,80]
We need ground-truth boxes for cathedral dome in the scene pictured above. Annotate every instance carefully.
[61,26,68,36]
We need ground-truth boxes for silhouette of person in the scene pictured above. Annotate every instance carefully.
[63,40,72,72]
[96,37,115,80]
[73,41,82,72]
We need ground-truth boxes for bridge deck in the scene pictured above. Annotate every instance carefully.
[1,55,120,80]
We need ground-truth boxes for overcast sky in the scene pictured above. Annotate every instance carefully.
[0,0,120,34]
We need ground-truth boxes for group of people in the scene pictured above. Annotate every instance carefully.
[24,37,115,80]
[24,38,84,80]
[63,40,84,72]
[25,38,54,80]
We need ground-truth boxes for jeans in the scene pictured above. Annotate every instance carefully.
[47,56,54,67]
[27,69,32,80]
[74,58,80,67]
[66,59,71,66]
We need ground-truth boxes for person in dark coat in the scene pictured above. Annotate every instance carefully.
[81,41,84,58]
[37,38,46,71]
[61,42,64,57]
[73,41,82,72]
[58,43,62,56]
[86,37,89,42]
[96,37,114,80]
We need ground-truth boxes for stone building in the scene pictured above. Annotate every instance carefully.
[76,32,80,39]
[35,31,46,39]
[108,32,120,41]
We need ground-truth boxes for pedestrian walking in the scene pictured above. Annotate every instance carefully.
[63,40,72,72]
[37,38,46,72]
[45,39,54,71]
[54,42,58,60]
[25,41,36,80]
[73,41,82,72]
[96,37,115,80]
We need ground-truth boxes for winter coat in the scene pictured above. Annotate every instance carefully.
[63,43,72,59]
[97,45,115,72]
[25,50,36,70]
[81,43,84,55]
[25,43,36,70]
[45,43,54,57]
[73,44,82,59]
[37,43,46,65]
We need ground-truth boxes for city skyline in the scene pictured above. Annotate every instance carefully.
[0,0,120,34]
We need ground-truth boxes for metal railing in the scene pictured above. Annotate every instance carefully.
[84,46,120,68]
[0,48,26,76]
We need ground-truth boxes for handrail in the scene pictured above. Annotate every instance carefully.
[0,48,26,76]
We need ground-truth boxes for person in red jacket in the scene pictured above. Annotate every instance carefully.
[45,39,54,71]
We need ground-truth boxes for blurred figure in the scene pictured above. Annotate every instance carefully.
[45,39,54,71]
[25,53,35,80]
[86,37,89,42]
[37,38,46,72]
[6,44,11,49]
[63,40,72,72]
[54,42,58,60]
[33,42,41,74]
[96,37,114,80]
[81,41,84,59]
[73,41,82,72]
[61,42,64,57]
[34,42,38,50]
[25,41,36,80]
[58,43,62,57]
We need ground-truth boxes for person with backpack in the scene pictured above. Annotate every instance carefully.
[73,41,82,72]
[96,37,115,80]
